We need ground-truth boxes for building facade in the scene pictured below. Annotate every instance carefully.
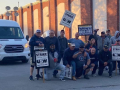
[0,0,119,41]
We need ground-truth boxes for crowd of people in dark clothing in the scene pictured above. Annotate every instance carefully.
[29,29,120,81]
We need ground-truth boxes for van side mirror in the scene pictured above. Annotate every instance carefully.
[26,35,29,41]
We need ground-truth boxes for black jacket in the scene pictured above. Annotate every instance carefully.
[58,36,68,53]
[29,34,45,57]
[45,36,60,52]
[99,50,112,64]
[63,48,79,65]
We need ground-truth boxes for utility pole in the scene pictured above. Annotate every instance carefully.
[18,2,19,7]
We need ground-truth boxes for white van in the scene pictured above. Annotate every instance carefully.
[0,19,30,63]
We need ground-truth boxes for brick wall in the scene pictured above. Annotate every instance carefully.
[18,7,23,31]
[0,15,2,19]
[33,2,43,33]
[81,0,92,42]
[49,0,57,35]
[65,0,71,39]
[107,0,119,36]
[0,0,119,38]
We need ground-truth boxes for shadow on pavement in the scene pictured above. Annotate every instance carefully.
[0,61,29,66]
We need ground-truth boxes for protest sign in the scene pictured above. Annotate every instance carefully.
[35,50,49,68]
[60,10,76,28]
[112,46,120,61]
[65,67,72,79]
[78,25,92,36]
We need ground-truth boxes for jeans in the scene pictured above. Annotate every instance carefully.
[71,61,76,77]
[91,63,98,75]
[98,62,113,76]
[58,52,64,63]
[44,64,65,80]
[112,61,120,72]
[76,64,91,77]
[53,52,64,76]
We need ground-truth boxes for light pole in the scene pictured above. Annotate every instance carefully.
[5,6,19,20]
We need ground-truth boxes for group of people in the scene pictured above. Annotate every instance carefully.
[28,29,120,81]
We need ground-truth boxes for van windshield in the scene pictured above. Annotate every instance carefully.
[0,27,24,39]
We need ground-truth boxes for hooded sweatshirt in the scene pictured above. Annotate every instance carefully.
[29,34,45,57]
[110,31,120,45]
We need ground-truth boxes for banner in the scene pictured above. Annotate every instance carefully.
[78,25,92,36]
[65,67,72,79]
[112,46,120,61]
[35,50,50,68]
[60,10,76,28]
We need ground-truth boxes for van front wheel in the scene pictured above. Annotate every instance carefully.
[22,59,28,63]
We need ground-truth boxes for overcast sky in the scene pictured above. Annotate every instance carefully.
[0,0,36,14]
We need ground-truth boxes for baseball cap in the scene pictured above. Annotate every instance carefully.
[79,45,84,48]
[101,31,105,34]
[104,45,108,49]
[70,43,75,47]
[106,29,110,32]
[94,29,99,32]
[36,29,41,33]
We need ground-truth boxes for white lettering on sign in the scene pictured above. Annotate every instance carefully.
[60,10,76,28]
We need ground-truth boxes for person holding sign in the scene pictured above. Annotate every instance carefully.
[63,43,79,81]
[98,45,113,78]
[106,29,111,39]
[73,45,91,79]
[109,39,120,74]
[44,30,60,78]
[29,29,45,81]
[68,32,84,48]
[44,43,65,81]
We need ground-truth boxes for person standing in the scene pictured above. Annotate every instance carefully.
[98,45,113,78]
[68,32,84,48]
[29,29,45,80]
[58,30,68,63]
[110,31,120,45]
[97,31,110,52]
[106,29,111,39]
[45,30,60,52]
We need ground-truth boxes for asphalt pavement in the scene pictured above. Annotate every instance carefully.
[0,61,120,90]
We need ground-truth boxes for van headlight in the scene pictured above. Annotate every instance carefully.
[24,43,29,48]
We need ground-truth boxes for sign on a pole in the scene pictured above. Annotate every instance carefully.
[60,10,76,28]
[78,25,93,36]
[35,50,50,68]
[112,46,120,61]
